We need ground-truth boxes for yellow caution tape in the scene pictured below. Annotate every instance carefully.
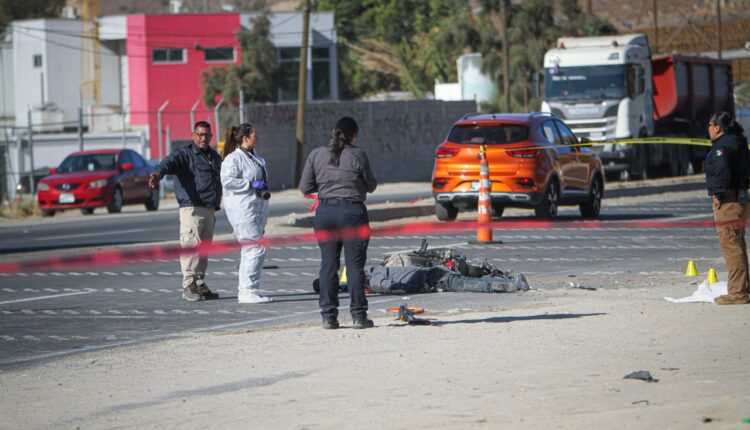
[597,137,712,147]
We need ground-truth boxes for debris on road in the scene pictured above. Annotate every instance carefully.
[568,282,597,291]
[624,370,659,383]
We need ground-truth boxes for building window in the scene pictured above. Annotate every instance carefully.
[33,54,42,68]
[152,48,185,64]
[312,47,331,100]
[278,47,300,101]
[204,47,235,63]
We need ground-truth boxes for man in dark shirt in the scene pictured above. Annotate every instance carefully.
[149,121,222,302]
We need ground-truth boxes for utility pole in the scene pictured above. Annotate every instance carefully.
[652,0,658,50]
[26,110,35,195]
[294,0,311,185]
[715,0,722,60]
[190,99,200,132]
[501,0,511,112]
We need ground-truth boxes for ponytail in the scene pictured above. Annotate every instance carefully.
[222,126,239,160]
[327,116,359,167]
[222,123,255,160]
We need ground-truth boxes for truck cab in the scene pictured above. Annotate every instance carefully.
[541,34,654,177]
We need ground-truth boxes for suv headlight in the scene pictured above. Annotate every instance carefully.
[88,179,107,189]
[38,183,50,191]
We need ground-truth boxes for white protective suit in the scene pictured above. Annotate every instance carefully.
[220,148,270,299]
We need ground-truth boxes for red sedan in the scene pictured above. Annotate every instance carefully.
[37,149,159,216]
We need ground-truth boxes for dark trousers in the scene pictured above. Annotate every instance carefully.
[314,200,370,320]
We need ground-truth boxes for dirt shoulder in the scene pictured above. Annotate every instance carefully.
[1,280,748,429]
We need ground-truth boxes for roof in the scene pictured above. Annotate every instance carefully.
[457,113,554,123]
[69,149,122,156]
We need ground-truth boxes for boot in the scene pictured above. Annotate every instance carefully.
[714,294,750,305]
[322,317,339,330]
[352,314,374,329]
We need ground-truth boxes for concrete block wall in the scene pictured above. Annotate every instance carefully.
[243,100,477,190]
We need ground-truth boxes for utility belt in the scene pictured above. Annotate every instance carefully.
[320,198,363,205]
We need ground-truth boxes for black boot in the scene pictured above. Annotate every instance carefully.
[352,314,374,329]
[322,317,339,330]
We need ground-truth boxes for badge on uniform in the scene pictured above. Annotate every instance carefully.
[716,149,724,157]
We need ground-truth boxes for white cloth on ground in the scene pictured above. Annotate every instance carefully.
[664,281,728,303]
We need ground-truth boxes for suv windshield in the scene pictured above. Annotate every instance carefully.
[57,154,117,173]
[447,124,529,145]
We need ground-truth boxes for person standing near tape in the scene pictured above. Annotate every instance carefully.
[149,121,222,302]
[705,111,750,305]
[220,123,273,304]
[299,116,378,329]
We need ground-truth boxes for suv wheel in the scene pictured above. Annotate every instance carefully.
[579,176,602,219]
[435,202,458,222]
[107,187,123,213]
[491,204,504,219]
[534,180,559,219]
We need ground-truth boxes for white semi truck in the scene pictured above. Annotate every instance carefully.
[541,34,734,179]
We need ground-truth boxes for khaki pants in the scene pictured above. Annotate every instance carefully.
[179,206,216,290]
[713,192,750,299]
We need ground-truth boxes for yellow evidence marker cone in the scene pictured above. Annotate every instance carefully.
[339,267,347,283]
[706,268,718,284]
[685,260,698,277]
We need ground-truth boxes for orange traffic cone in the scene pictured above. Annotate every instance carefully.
[469,144,502,245]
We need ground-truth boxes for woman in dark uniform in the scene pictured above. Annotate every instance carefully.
[705,111,750,304]
[299,117,378,329]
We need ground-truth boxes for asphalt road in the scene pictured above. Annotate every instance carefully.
[0,188,717,369]
[0,189,430,255]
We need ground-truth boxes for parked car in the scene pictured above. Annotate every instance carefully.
[37,149,159,216]
[431,113,605,221]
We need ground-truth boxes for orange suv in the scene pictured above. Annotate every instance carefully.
[431,113,604,221]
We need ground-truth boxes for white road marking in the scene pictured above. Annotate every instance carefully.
[0,291,91,305]
[37,228,147,241]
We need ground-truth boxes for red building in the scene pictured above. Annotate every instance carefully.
[127,13,240,158]
[123,12,337,159]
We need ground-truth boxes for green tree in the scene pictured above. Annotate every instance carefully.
[316,0,474,99]
[478,0,617,112]
[0,0,66,33]
[201,13,278,108]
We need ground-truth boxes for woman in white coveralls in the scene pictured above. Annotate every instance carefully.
[221,123,273,304]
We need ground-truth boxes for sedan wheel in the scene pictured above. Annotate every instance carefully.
[107,187,123,213]
[534,180,559,219]
[579,176,602,219]
[145,187,159,211]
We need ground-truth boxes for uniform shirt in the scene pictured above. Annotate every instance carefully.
[705,133,750,198]
[299,145,377,201]
[157,143,222,208]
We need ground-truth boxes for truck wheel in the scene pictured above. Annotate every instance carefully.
[668,146,690,177]
[629,136,649,180]
[579,176,603,219]
[435,202,458,222]
[534,180,559,219]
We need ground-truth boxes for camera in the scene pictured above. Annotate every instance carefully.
[256,188,271,200]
